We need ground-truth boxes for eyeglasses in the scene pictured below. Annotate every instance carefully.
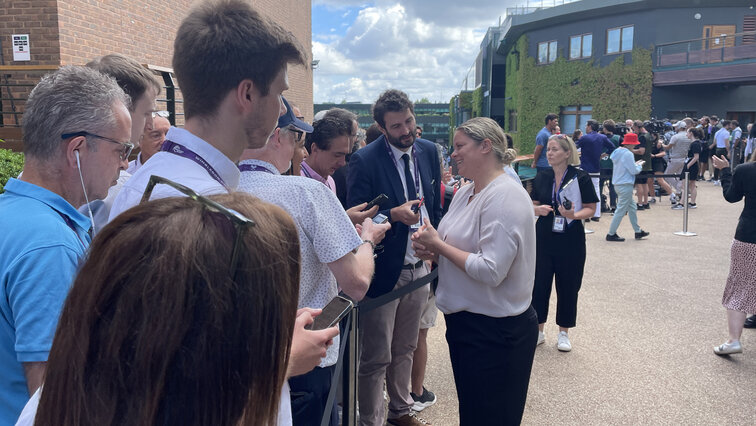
[287,126,304,142]
[140,175,256,280]
[152,110,170,118]
[61,131,134,161]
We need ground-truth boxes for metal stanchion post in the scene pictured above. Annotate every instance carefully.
[674,171,696,237]
[341,306,359,426]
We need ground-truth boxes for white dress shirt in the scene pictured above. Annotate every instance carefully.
[436,173,536,317]
[388,143,429,264]
[108,127,240,222]
[126,153,144,174]
[237,159,362,367]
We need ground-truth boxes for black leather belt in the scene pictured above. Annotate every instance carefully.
[402,259,424,270]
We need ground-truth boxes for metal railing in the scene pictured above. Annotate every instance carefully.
[655,31,756,68]
[505,0,580,17]
[0,65,58,151]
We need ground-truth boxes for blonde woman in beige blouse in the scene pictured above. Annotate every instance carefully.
[411,117,538,425]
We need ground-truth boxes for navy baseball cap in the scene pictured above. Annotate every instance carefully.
[278,97,313,133]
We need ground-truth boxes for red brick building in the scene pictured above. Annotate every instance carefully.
[0,0,313,145]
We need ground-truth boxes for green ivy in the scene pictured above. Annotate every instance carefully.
[471,87,483,118]
[0,149,25,193]
[504,35,652,155]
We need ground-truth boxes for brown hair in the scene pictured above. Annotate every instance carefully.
[86,53,161,111]
[173,0,306,118]
[372,89,414,129]
[35,193,300,426]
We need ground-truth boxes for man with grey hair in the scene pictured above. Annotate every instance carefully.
[0,66,131,424]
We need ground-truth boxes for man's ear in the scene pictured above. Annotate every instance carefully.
[64,135,87,168]
[235,79,256,112]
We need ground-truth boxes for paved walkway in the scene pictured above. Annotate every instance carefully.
[416,181,755,425]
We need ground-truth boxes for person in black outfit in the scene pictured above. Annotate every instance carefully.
[675,127,703,209]
[711,153,756,355]
[531,134,599,352]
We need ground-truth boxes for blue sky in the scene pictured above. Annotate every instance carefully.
[312,3,361,40]
[310,0,521,104]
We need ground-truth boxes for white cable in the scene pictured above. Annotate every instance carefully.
[75,151,97,235]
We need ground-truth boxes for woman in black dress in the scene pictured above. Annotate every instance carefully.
[531,134,599,352]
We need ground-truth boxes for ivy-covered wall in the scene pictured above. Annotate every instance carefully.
[0,149,25,193]
[504,35,653,156]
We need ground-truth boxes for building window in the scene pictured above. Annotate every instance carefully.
[569,33,592,59]
[538,40,558,64]
[508,110,518,132]
[607,25,633,54]
[560,105,592,135]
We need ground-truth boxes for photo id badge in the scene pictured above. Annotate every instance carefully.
[410,210,423,233]
[552,216,566,233]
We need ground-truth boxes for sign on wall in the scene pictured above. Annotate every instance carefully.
[12,34,30,61]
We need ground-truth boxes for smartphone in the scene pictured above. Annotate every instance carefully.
[411,197,425,214]
[372,213,388,224]
[364,194,388,211]
[306,296,354,331]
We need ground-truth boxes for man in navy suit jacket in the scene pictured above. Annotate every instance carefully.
[347,89,441,426]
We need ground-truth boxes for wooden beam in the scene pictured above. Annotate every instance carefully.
[0,65,58,72]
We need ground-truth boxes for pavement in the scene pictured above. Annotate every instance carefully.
[412,180,756,425]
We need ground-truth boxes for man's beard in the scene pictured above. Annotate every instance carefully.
[385,130,415,150]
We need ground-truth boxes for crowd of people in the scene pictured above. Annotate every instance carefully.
[0,1,753,426]
[530,112,756,357]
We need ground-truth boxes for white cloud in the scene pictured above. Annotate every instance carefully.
[313,2,507,103]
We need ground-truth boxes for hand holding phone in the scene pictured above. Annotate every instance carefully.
[364,194,388,211]
[306,296,354,331]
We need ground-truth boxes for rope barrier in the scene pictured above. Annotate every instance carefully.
[320,267,439,426]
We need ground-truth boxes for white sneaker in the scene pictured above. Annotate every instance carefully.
[557,331,572,352]
[537,331,545,346]
[714,340,742,355]
[669,193,678,204]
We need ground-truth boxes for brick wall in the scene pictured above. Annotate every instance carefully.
[0,0,60,134]
[56,0,313,120]
[0,0,312,134]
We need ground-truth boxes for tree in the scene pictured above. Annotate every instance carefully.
[416,97,431,103]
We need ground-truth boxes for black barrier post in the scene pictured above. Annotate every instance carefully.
[341,305,359,426]
[674,171,696,237]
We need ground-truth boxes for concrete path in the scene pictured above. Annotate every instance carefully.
[416,181,756,425]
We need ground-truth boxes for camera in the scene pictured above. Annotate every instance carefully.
[643,120,667,134]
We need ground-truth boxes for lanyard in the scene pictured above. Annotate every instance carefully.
[384,139,421,199]
[161,140,228,189]
[551,168,569,206]
[238,163,275,174]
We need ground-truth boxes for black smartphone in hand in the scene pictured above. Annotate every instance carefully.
[306,296,354,330]
[364,194,388,211]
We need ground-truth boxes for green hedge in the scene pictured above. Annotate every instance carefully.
[505,35,653,156]
[0,149,25,193]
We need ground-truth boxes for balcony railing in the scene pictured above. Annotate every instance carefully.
[655,31,756,69]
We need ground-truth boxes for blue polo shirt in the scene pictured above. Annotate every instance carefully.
[535,127,551,168]
[0,178,91,424]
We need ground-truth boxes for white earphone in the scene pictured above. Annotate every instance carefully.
[74,149,96,234]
